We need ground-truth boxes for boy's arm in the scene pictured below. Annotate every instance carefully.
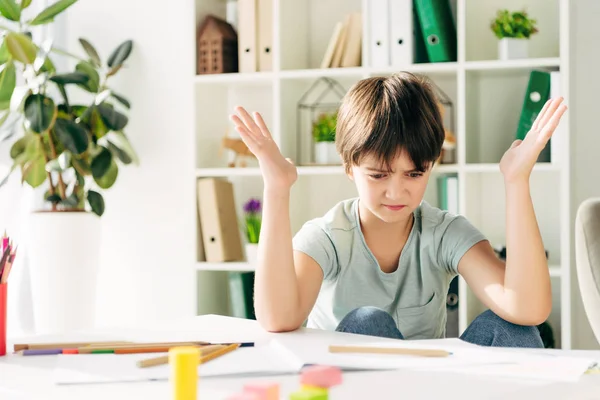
[458,97,567,326]
[254,190,323,332]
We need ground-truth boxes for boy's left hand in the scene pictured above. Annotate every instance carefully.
[500,97,567,184]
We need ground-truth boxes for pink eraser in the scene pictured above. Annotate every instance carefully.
[300,365,342,388]
[226,393,260,400]
[243,382,280,400]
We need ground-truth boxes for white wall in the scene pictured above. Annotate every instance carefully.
[570,0,600,350]
[61,0,197,327]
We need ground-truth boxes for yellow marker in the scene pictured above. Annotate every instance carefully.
[169,346,200,400]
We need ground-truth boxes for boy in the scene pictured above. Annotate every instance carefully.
[230,72,567,347]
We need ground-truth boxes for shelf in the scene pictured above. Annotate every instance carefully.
[464,163,560,173]
[193,58,560,86]
[196,262,563,276]
[196,262,254,272]
[194,71,274,85]
[196,163,461,178]
[549,266,562,278]
[464,58,560,71]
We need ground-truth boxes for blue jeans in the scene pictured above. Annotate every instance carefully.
[335,306,544,348]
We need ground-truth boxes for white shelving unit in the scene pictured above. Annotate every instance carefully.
[194,0,571,349]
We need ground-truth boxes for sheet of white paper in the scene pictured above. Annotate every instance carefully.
[313,341,597,382]
[53,340,304,385]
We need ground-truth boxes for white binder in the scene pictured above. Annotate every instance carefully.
[257,0,273,71]
[389,0,413,66]
[237,0,258,73]
[367,0,390,67]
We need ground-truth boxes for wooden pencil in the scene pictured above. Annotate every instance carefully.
[137,343,239,368]
[78,342,207,354]
[328,344,450,357]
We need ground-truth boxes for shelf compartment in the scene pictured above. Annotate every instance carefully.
[465,0,560,62]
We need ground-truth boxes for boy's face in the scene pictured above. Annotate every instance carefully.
[347,151,431,224]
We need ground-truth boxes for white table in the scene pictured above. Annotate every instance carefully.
[1,314,600,400]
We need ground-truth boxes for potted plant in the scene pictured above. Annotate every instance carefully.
[0,0,137,334]
[490,9,538,60]
[312,110,339,165]
[243,197,261,265]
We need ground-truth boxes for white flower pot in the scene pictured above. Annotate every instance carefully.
[27,211,101,334]
[245,243,258,266]
[498,38,529,60]
[314,142,340,165]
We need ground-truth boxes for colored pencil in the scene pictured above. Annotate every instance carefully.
[77,341,208,354]
[21,348,63,356]
[328,344,450,357]
[14,341,133,352]
[137,343,239,368]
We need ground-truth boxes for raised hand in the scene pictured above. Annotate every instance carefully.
[500,97,568,183]
[230,106,298,192]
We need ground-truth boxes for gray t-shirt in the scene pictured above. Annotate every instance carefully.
[292,198,487,340]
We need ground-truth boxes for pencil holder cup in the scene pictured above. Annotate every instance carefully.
[0,283,6,356]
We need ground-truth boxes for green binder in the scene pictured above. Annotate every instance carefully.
[414,0,457,63]
[516,70,551,162]
[228,271,256,320]
[413,1,429,63]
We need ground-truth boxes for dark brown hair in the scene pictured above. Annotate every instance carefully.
[335,72,445,173]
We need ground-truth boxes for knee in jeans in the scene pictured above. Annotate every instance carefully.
[342,306,394,325]
[475,309,542,340]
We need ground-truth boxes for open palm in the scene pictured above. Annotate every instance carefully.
[230,106,298,191]
[500,97,568,183]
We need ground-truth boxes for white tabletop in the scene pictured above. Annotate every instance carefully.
[1,314,600,400]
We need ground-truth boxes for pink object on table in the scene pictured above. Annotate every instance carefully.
[300,365,343,388]
[243,382,280,400]
[226,393,260,400]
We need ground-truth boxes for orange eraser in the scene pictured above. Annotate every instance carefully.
[300,365,342,388]
[62,349,78,354]
[243,382,280,400]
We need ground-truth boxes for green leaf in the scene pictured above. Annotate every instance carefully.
[9,133,30,159]
[110,91,130,109]
[107,40,133,68]
[22,155,46,187]
[24,93,56,133]
[106,140,131,164]
[87,106,107,138]
[0,0,21,21]
[61,193,78,207]
[53,118,89,154]
[29,0,78,25]
[5,32,36,64]
[49,71,89,85]
[90,146,111,178]
[19,0,32,9]
[78,38,101,67]
[106,131,138,165]
[0,61,15,111]
[71,155,91,175]
[0,41,10,66]
[45,151,70,172]
[97,103,128,130]
[94,157,118,189]
[87,190,104,216]
[75,61,99,92]
[45,192,61,204]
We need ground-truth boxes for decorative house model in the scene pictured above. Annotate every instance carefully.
[197,15,238,74]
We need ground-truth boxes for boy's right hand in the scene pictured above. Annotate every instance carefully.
[230,106,298,192]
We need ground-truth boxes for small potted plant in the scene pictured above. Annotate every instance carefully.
[312,110,340,165]
[490,9,539,60]
[243,197,261,265]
